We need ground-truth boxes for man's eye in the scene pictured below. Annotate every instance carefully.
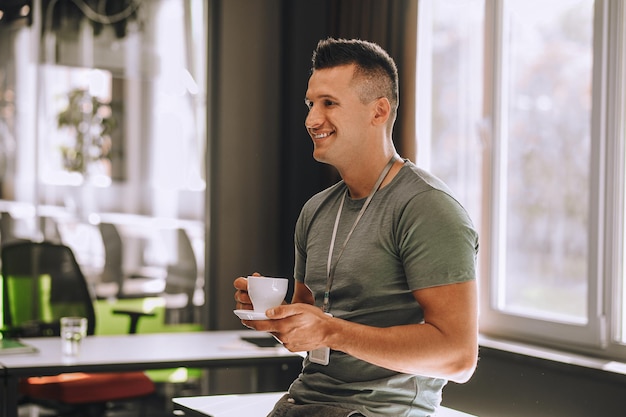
[304,100,335,110]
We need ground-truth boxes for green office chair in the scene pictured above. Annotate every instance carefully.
[0,241,155,417]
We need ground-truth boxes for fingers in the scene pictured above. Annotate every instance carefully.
[266,305,296,319]
[234,276,252,309]
[266,303,321,319]
[233,273,262,291]
[266,305,333,351]
[233,276,248,290]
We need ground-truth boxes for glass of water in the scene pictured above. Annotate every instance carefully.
[60,317,88,356]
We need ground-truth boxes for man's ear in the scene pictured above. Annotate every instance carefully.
[372,97,391,126]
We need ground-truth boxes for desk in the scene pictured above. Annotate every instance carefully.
[173,392,478,417]
[0,331,303,417]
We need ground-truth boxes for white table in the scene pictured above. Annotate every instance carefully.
[173,392,478,417]
[0,331,302,417]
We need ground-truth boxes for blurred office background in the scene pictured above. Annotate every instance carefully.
[2,1,626,416]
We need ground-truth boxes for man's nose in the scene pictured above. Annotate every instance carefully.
[305,107,323,129]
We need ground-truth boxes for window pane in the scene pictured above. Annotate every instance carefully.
[428,0,484,227]
[499,0,594,322]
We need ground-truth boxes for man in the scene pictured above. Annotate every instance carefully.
[234,38,479,417]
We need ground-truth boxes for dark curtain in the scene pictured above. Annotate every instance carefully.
[325,0,418,161]
[277,0,418,281]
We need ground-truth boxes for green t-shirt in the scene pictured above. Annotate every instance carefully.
[289,160,479,416]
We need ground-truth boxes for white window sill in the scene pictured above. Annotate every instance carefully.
[479,334,626,377]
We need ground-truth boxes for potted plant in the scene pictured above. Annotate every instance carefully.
[57,87,115,175]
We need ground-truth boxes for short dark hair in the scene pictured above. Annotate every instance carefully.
[311,38,399,119]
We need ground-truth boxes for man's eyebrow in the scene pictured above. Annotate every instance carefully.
[304,94,338,103]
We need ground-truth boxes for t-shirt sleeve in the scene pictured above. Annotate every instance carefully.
[398,189,479,290]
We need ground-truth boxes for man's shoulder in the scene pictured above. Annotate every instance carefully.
[396,161,452,192]
[388,164,471,219]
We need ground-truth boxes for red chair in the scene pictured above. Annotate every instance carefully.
[1,241,155,417]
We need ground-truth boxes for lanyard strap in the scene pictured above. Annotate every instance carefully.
[323,156,398,313]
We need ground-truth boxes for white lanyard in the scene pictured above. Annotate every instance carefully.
[323,156,397,313]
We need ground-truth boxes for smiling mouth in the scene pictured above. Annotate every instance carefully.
[312,131,334,139]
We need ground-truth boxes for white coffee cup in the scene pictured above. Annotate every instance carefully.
[247,276,288,313]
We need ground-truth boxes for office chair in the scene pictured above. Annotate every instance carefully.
[161,228,199,324]
[40,215,63,244]
[0,240,155,417]
[1,211,30,246]
[97,222,166,299]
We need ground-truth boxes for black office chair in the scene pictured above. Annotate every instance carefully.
[0,240,155,417]
[0,211,29,247]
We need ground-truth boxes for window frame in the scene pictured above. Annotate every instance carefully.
[602,0,626,358]
[477,0,626,360]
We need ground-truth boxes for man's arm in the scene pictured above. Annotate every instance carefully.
[259,279,478,384]
[327,280,478,383]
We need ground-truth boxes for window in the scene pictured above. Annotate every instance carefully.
[0,0,208,324]
[1,0,206,208]
[40,66,116,186]
[418,0,626,359]
[416,0,484,228]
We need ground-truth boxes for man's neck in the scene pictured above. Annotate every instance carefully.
[342,155,401,199]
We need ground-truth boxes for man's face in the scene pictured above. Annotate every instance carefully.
[304,64,375,165]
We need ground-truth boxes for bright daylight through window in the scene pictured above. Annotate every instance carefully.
[418,0,626,359]
[496,0,593,323]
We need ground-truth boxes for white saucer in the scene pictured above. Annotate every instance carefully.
[234,309,269,320]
